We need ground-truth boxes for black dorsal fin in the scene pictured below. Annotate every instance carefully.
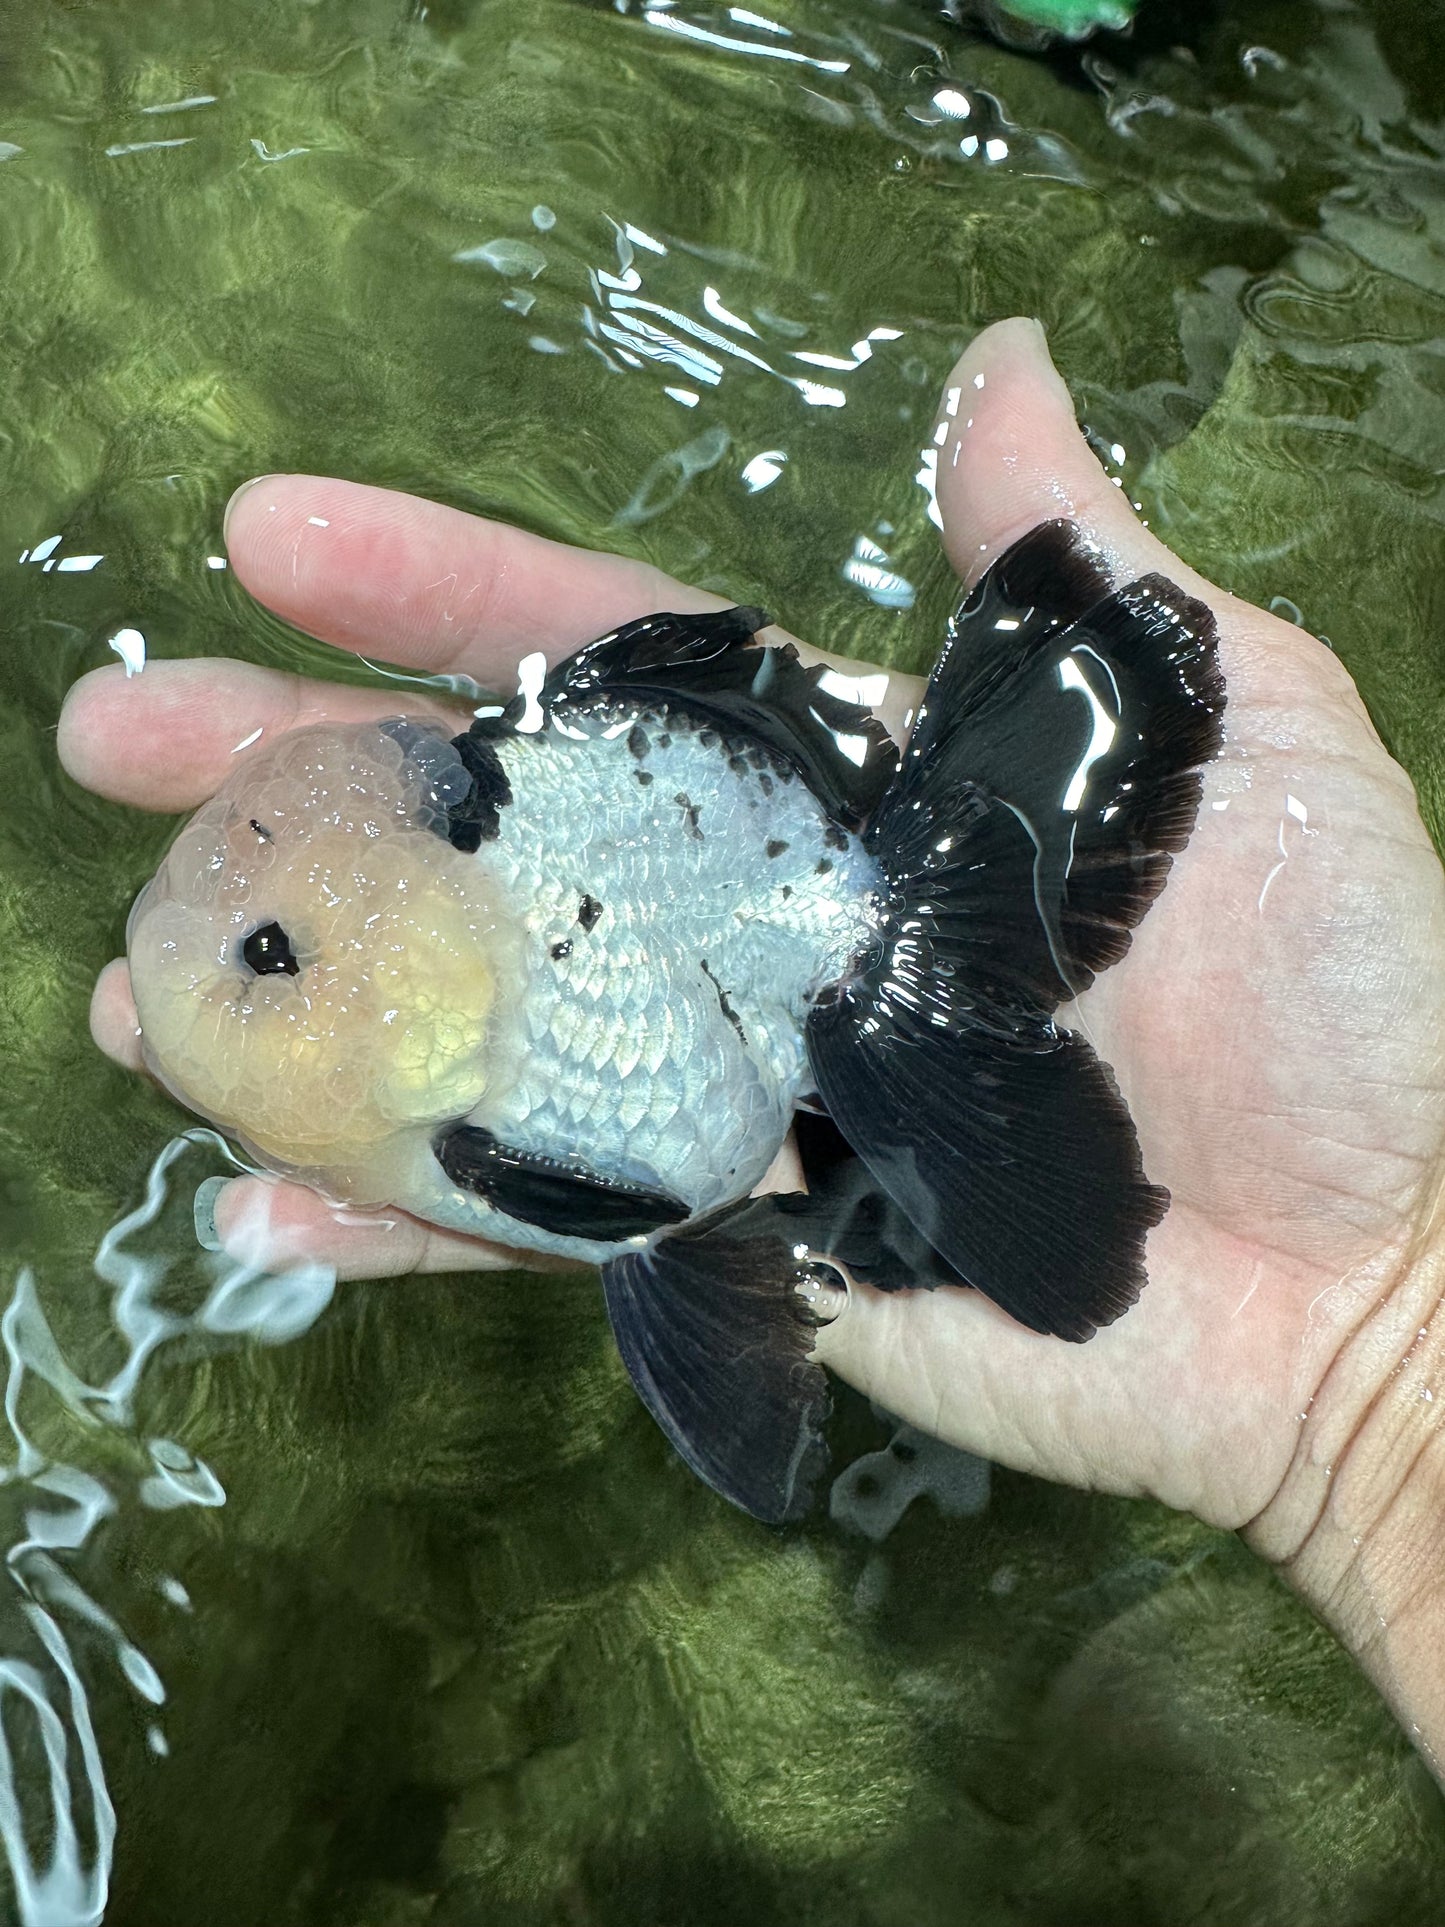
[488,606,898,830]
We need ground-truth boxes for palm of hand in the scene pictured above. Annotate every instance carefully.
[837,596,1445,1531]
[60,319,1445,1534]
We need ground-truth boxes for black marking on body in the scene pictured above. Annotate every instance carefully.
[242,921,299,977]
[627,723,650,760]
[551,939,573,961]
[249,819,273,842]
[823,824,848,852]
[636,770,654,787]
[577,893,603,932]
[700,958,749,1049]
[815,857,833,876]
[435,1124,688,1241]
[765,838,789,860]
[781,884,793,900]
[444,731,514,853]
[675,793,704,840]
[698,729,719,749]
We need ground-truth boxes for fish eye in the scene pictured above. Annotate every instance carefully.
[241,920,301,977]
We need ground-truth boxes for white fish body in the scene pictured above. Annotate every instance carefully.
[440,705,880,1260]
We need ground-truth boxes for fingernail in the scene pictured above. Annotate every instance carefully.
[957,317,1073,419]
[193,1177,228,1251]
[970,314,1049,369]
[1016,315,1056,367]
[223,475,278,544]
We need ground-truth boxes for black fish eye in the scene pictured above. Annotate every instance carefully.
[242,921,300,977]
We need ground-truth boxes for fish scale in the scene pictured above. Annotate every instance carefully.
[447,707,877,1238]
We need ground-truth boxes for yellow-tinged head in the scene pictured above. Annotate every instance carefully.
[127,720,523,1198]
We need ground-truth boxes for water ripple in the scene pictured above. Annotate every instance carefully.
[0,1132,337,1925]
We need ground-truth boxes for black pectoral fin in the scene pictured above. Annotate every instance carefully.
[807,1001,1167,1341]
[435,1126,688,1242]
[600,1197,837,1523]
[548,604,773,692]
[543,606,899,830]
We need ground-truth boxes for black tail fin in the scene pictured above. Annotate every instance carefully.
[806,522,1224,1340]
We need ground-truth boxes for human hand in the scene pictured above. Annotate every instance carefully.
[60,319,1445,1756]
[806,321,1445,1765]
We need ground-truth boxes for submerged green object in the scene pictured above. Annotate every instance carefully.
[958,0,1139,46]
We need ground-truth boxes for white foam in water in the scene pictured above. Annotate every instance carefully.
[0,1130,339,1924]
[0,1606,115,1927]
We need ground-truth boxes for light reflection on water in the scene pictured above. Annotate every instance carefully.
[1,0,1444,1914]
[0,1134,335,1926]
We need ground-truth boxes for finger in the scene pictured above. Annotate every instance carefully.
[59,658,466,812]
[91,958,144,1071]
[225,475,922,738]
[60,586,919,819]
[754,1132,805,1197]
[933,316,1179,590]
[223,474,699,672]
[199,1174,580,1282]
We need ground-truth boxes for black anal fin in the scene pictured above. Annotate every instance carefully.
[601,1196,840,1523]
[788,1120,972,1294]
[541,606,899,830]
[806,521,1221,1341]
[435,1125,688,1242]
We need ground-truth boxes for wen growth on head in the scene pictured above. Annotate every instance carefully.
[126,522,1225,1520]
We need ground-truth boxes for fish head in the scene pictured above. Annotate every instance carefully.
[126,718,524,1198]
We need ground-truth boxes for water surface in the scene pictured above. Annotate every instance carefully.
[3,0,1445,1920]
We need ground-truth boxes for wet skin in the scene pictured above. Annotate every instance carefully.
[59,321,1445,1754]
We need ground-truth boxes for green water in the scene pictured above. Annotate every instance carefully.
[4,0,1445,1920]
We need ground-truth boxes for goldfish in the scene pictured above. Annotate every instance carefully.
[125,522,1223,1520]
